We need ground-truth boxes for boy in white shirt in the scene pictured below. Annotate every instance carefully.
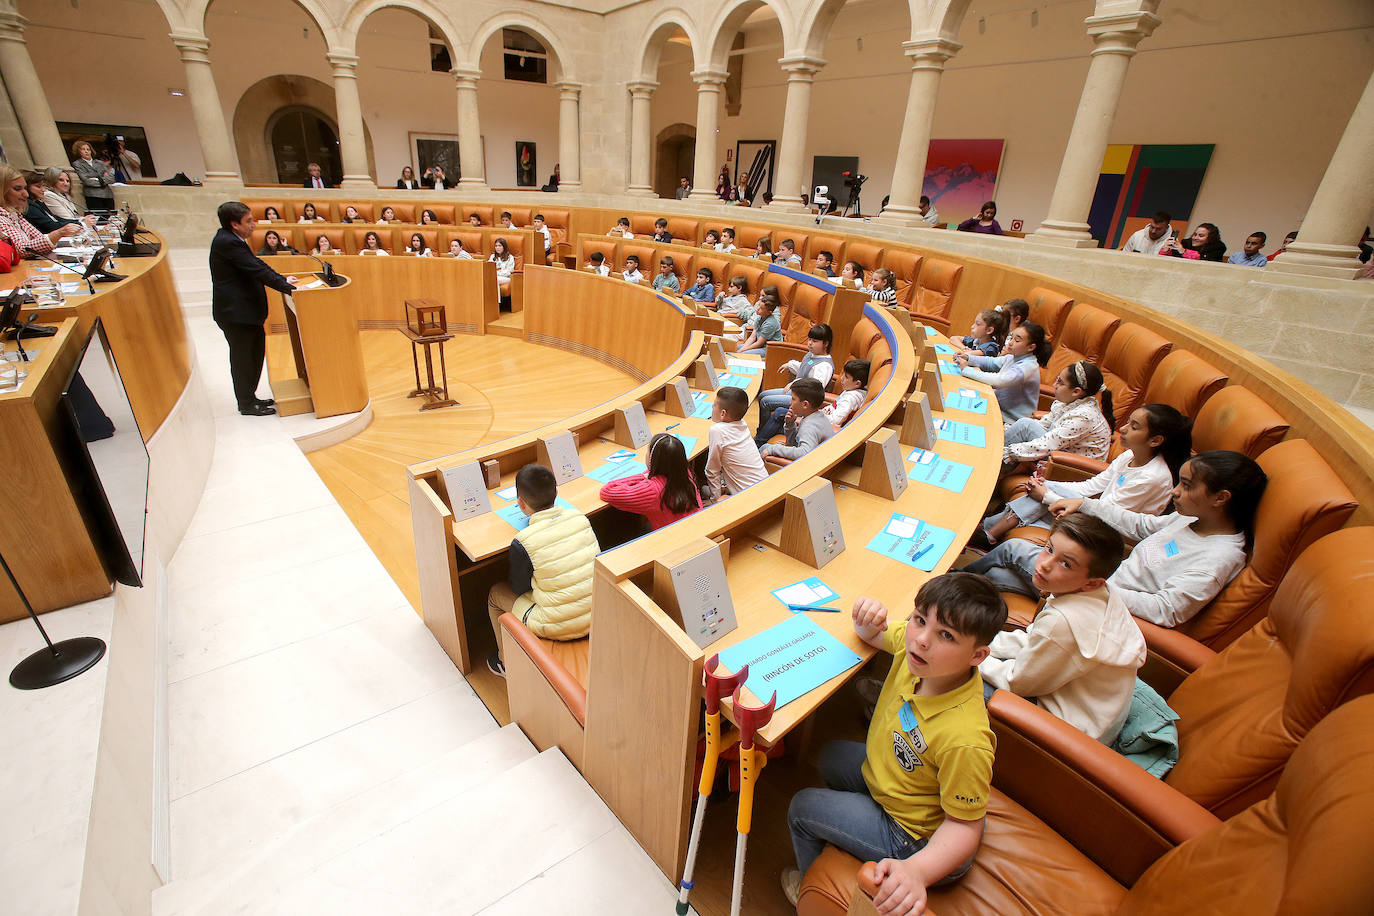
[499,211,519,231]
[705,387,767,500]
[606,217,633,239]
[823,359,870,428]
[447,239,474,260]
[977,514,1145,744]
[586,251,610,276]
[772,238,802,269]
[621,254,645,284]
[532,213,552,262]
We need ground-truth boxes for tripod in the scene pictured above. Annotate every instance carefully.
[840,179,865,218]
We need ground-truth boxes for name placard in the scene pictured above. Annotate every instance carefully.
[441,462,493,520]
[537,431,583,484]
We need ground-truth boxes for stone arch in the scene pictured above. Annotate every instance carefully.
[653,122,696,199]
[703,0,799,68]
[464,12,574,83]
[337,0,462,59]
[196,0,344,48]
[635,9,705,81]
[231,74,376,184]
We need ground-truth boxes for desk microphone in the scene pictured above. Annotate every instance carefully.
[307,254,339,287]
[29,248,96,295]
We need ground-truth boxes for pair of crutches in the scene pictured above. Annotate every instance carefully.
[676,654,777,916]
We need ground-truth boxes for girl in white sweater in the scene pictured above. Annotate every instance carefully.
[983,404,1191,544]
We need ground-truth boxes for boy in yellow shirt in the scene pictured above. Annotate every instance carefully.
[784,573,1007,913]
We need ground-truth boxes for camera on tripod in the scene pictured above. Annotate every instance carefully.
[843,172,868,187]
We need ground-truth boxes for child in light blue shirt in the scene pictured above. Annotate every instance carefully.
[684,267,715,303]
[956,322,1051,422]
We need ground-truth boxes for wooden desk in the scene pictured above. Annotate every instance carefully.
[274,273,368,418]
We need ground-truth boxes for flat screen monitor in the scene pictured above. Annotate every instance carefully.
[57,318,148,586]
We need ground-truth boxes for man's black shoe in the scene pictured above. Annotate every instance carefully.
[238,403,276,416]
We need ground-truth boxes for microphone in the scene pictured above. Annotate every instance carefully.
[29,247,96,295]
[307,254,339,286]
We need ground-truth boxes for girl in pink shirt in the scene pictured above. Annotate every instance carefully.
[599,433,703,530]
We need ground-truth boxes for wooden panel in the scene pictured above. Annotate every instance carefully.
[502,631,587,770]
[285,276,369,418]
[408,475,466,670]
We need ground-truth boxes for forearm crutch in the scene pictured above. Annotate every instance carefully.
[676,655,748,915]
[729,684,777,916]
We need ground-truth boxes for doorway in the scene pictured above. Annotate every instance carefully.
[654,124,695,199]
[269,107,343,186]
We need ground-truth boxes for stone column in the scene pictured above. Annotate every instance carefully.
[687,69,728,201]
[626,80,657,196]
[0,10,74,167]
[1028,11,1160,247]
[169,32,240,184]
[451,67,487,189]
[878,38,961,227]
[554,80,583,191]
[768,56,825,211]
[1270,68,1374,280]
[326,50,374,189]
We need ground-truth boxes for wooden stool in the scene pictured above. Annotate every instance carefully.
[399,327,458,410]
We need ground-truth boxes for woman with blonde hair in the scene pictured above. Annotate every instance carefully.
[0,165,78,257]
[43,167,83,221]
[70,139,116,211]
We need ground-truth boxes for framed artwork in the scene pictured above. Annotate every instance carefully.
[515,141,537,187]
[1088,144,1215,248]
[410,132,462,184]
[921,140,1005,226]
[734,140,775,204]
[56,122,157,179]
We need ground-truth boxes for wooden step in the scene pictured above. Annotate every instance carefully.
[487,313,525,339]
[268,376,314,417]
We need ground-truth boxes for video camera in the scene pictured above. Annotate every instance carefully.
[842,171,868,186]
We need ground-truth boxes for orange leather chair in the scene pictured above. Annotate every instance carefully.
[803,694,1374,915]
[399,228,439,255]
[424,204,456,225]
[736,224,772,251]
[628,214,656,237]
[299,226,344,254]
[339,201,375,223]
[883,249,923,310]
[911,257,963,331]
[1040,303,1121,404]
[694,254,733,297]
[761,286,830,389]
[844,240,884,273]
[1099,322,1172,426]
[381,202,415,223]
[1025,286,1074,345]
[804,233,847,269]
[655,249,694,289]
[578,237,620,272]
[245,200,289,223]
[463,205,494,226]
[622,240,658,276]
[349,227,391,254]
[505,206,532,226]
[1189,385,1290,456]
[1139,349,1227,419]
[248,227,294,253]
[666,217,701,245]
[439,228,486,259]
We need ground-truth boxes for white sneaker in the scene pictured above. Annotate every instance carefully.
[781,867,802,906]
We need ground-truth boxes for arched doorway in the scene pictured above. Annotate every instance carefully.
[654,124,696,199]
[268,107,342,185]
[232,74,377,185]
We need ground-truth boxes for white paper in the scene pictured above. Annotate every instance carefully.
[911,449,936,465]
[933,418,947,430]
[885,517,918,539]
[727,358,761,370]
[775,582,825,606]
[296,279,326,291]
[496,485,517,500]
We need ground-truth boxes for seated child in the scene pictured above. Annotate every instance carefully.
[467,213,483,227]
[621,253,644,284]
[531,213,552,260]
[586,251,610,276]
[952,309,1008,358]
[651,217,673,243]
[753,237,773,261]
[977,514,1144,744]
[705,386,768,499]
[773,238,802,268]
[782,573,1006,906]
[994,299,1028,351]
[982,403,1189,544]
[735,292,781,355]
[759,377,833,460]
[755,324,835,442]
[702,229,721,249]
[815,249,837,277]
[823,358,870,428]
[499,210,518,230]
[606,216,633,238]
[485,464,600,676]
[716,227,737,253]
[836,260,865,289]
[867,267,898,305]
[653,256,681,292]
[683,267,715,303]
[715,275,752,320]
[447,239,474,260]
[1002,360,1113,470]
[955,322,1051,422]
[599,432,702,530]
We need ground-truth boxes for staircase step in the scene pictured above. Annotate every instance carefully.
[267,377,313,416]
[153,723,539,916]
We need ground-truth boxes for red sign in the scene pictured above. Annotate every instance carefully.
[1009,219,1024,231]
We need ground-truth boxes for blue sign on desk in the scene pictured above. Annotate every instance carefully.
[865,514,956,571]
[934,418,986,448]
[691,391,715,419]
[944,390,988,414]
[934,343,956,355]
[495,496,576,531]
[669,432,699,454]
[905,448,973,493]
[717,373,754,389]
[716,614,862,709]
[587,459,648,483]
[939,360,962,377]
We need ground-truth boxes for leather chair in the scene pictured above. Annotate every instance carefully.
[656,249,693,289]
[694,255,732,297]
[382,203,416,223]
[803,694,1374,915]
[349,227,391,254]
[761,286,830,389]
[844,240,884,273]
[500,234,529,272]
[736,224,772,251]
[1040,303,1121,403]
[505,206,532,226]
[1189,385,1289,457]
[1026,287,1074,345]
[497,613,589,770]
[1139,349,1227,419]
[578,237,620,272]
[911,258,963,331]
[804,233,847,269]
[298,226,344,254]
[622,241,659,278]
[248,227,292,253]
[629,214,656,237]
[338,201,375,223]
[463,205,494,226]
[246,200,289,223]
[1099,322,1172,426]
[666,217,701,245]
[400,228,439,255]
[883,249,923,310]
[425,204,456,225]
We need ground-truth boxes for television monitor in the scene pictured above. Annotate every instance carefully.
[56,318,148,587]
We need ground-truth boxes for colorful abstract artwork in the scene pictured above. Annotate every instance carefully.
[921,140,1005,226]
[1088,144,1214,248]
[515,141,537,187]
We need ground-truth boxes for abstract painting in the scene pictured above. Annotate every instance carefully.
[515,141,537,187]
[1088,144,1215,248]
[411,132,462,184]
[921,140,1005,226]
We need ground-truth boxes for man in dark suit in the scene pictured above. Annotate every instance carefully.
[210,201,298,416]
[303,162,332,189]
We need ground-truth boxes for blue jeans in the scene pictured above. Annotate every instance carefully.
[757,387,790,426]
[738,346,768,357]
[963,538,1041,598]
[789,741,926,874]
[756,404,789,445]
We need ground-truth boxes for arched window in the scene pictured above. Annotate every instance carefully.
[503,29,547,83]
[268,107,343,185]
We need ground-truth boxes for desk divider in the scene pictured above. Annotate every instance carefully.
[651,539,739,650]
[664,378,693,417]
[859,428,911,501]
[537,431,583,484]
[779,478,846,569]
[900,391,938,449]
[707,338,729,369]
[919,364,946,410]
[692,357,719,390]
[613,402,651,448]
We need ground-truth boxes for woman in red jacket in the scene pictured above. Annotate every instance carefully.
[599,433,703,530]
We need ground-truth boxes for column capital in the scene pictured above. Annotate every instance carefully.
[169,31,212,63]
[0,10,28,42]
[326,50,360,77]
[690,69,729,89]
[901,37,962,70]
[1084,11,1161,56]
[778,55,825,79]
[451,66,481,90]
[553,79,583,99]
[626,79,659,101]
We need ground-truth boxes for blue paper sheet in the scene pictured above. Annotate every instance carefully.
[924,326,937,336]
[727,363,763,376]
[905,448,973,493]
[691,391,714,418]
[716,614,862,709]
[587,459,648,483]
[944,391,989,414]
[865,515,957,571]
[939,360,961,377]
[934,418,987,448]
[717,373,753,390]
[770,576,840,610]
[934,343,956,355]
[495,496,576,530]
[670,432,699,454]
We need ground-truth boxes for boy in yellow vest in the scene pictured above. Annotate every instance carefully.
[783,572,1007,911]
[486,464,600,676]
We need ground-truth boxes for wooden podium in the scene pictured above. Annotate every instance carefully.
[273,272,368,418]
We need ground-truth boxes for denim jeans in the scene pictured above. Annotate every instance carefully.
[788,741,926,874]
[982,494,1052,535]
[755,405,789,446]
[1003,416,1048,447]
[963,539,1042,598]
[757,387,791,429]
